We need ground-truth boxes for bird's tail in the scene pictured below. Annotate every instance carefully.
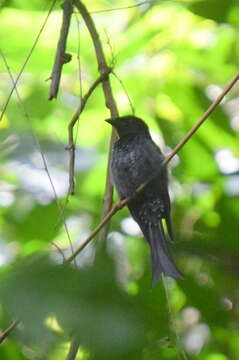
[146,223,183,285]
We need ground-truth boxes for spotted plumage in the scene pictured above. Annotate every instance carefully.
[106,115,183,284]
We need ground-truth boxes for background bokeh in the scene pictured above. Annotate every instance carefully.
[0,0,239,359]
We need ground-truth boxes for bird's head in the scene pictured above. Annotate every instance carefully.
[105,115,149,138]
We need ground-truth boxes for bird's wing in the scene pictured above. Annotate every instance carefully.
[143,139,174,241]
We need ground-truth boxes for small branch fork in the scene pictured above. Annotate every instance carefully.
[165,71,239,164]
[67,68,112,194]
[64,70,239,264]
[72,0,119,242]
[48,0,119,233]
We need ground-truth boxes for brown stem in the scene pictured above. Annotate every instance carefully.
[97,132,117,244]
[64,70,239,264]
[64,200,125,264]
[73,0,119,242]
[48,0,73,100]
[0,320,19,344]
[65,336,80,360]
[164,71,239,164]
[67,69,112,194]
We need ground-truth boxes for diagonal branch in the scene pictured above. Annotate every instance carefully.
[65,336,80,360]
[165,71,239,164]
[0,320,19,344]
[64,70,239,264]
[64,200,125,263]
[90,1,150,14]
[48,0,73,100]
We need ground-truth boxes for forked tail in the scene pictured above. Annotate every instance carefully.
[147,223,183,285]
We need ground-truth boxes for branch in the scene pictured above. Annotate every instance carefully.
[112,71,135,114]
[98,134,116,244]
[65,336,80,360]
[0,320,19,344]
[165,71,239,164]
[0,0,57,123]
[73,0,119,242]
[48,0,73,100]
[73,0,117,113]
[90,1,150,14]
[64,199,125,264]
[64,70,239,264]
[0,49,75,266]
[67,68,112,194]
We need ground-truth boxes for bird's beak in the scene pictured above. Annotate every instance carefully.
[105,118,117,126]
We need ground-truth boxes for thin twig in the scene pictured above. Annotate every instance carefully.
[74,13,83,98]
[165,71,239,164]
[67,68,112,194]
[64,70,239,264]
[73,13,83,148]
[68,13,82,195]
[64,199,125,264]
[90,1,150,14]
[112,71,135,114]
[51,242,66,263]
[103,28,116,68]
[98,133,116,243]
[0,50,75,264]
[162,275,188,360]
[65,336,80,360]
[0,320,19,344]
[73,0,119,242]
[0,0,57,122]
[73,0,118,114]
[48,0,73,100]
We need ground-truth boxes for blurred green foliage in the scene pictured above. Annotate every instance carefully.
[0,0,239,359]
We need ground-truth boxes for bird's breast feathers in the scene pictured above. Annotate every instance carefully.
[111,135,163,198]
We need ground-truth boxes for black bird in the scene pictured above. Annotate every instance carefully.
[106,115,183,284]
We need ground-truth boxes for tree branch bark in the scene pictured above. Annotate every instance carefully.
[73,0,119,243]
[0,320,19,344]
[48,0,73,100]
[67,68,112,194]
[65,336,80,360]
